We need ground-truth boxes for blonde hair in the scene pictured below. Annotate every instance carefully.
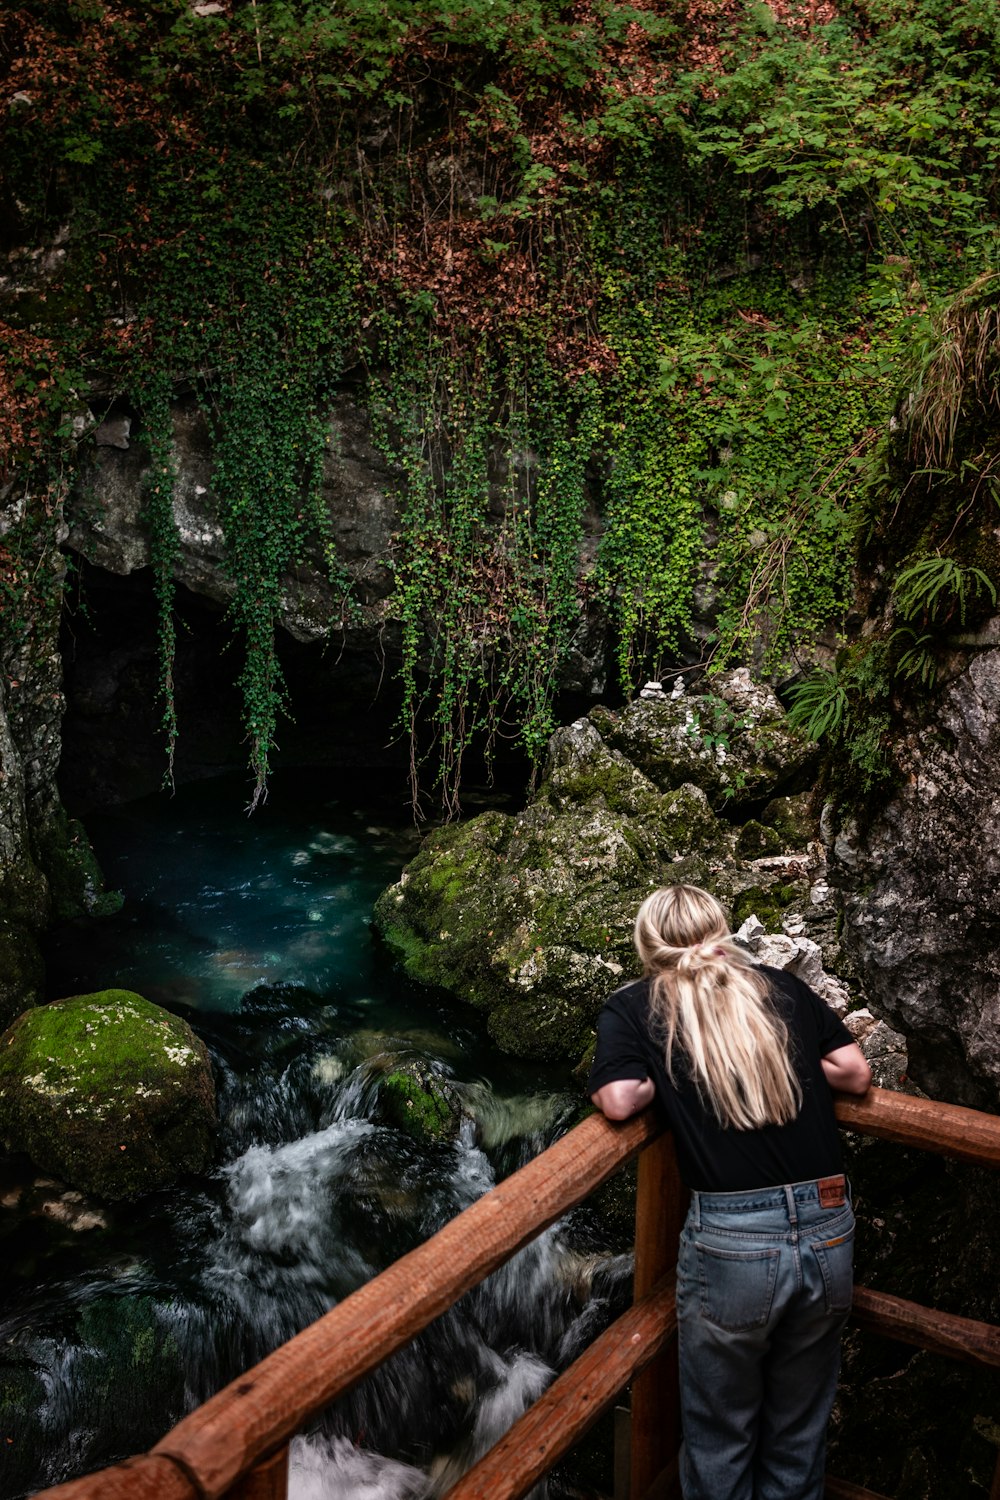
[634,884,802,1131]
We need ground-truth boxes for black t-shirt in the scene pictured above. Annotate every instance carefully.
[587,966,854,1192]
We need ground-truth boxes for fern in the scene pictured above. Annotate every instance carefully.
[891,628,938,688]
[786,668,848,742]
[893,556,997,626]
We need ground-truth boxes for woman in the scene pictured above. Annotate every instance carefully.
[589,884,871,1500]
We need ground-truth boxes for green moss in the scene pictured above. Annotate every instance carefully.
[760,793,817,847]
[35,809,122,921]
[0,990,202,1095]
[373,809,517,1007]
[731,882,805,933]
[0,991,216,1200]
[653,784,728,857]
[378,1067,461,1143]
[373,916,442,987]
[735,819,786,858]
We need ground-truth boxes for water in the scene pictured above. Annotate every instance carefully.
[2,773,630,1498]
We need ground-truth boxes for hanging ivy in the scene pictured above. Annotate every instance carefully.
[5,0,1000,809]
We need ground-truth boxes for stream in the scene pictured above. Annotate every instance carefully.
[0,773,629,1500]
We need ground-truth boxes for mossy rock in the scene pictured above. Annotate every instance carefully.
[541,718,664,819]
[731,880,808,934]
[0,922,44,1030]
[35,808,123,920]
[590,672,816,812]
[377,1063,463,1143]
[373,809,516,1002]
[374,675,820,1065]
[653,783,734,859]
[735,819,786,858]
[0,990,217,1201]
[760,792,818,848]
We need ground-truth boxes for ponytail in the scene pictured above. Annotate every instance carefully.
[634,885,802,1130]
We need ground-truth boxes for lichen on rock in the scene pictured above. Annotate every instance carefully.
[0,990,217,1200]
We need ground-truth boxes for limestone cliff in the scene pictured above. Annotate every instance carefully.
[836,633,1000,1109]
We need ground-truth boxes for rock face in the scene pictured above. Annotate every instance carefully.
[0,990,217,1200]
[374,672,845,1062]
[837,646,1000,1108]
[0,478,117,1024]
[67,395,403,646]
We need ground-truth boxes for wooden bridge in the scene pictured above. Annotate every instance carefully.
[32,1086,1000,1500]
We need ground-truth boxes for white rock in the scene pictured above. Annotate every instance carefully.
[736,917,852,1015]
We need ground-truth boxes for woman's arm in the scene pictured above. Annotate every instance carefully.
[591,1077,655,1120]
[821,1042,873,1096]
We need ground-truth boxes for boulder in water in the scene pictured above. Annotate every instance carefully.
[0,990,216,1200]
[376,1061,464,1144]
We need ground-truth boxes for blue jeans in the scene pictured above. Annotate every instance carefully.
[675,1178,855,1500]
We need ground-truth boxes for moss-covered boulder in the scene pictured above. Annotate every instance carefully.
[590,668,816,812]
[0,990,216,1200]
[760,792,818,848]
[374,676,835,1064]
[376,1061,464,1143]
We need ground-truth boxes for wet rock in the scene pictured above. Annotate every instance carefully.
[0,990,217,1200]
[376,1061,464,1144]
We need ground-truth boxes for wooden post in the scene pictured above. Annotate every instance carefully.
[629,1132,687,1500]
[227,1445,289,1500]
[990,1447,1000,1500]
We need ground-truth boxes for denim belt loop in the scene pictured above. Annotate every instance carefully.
[784,1183,798,1226]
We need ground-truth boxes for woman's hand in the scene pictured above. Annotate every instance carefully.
[821,1042,873,1096]
[591,1077,655,1120]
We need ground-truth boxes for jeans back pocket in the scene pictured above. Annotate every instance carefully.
[694,1240,781,1332]
[809,1224,855,1315]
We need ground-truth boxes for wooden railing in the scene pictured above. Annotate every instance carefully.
[32,1086,1000,1500]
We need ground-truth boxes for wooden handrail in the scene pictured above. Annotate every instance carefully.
[851,1284,1000,1368]
[28,1085,1000,1500]
[833,1086,1000,1166]
[630,1134,687,1500]
[441,1277,677,1500]
[39,1108,662,1500]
